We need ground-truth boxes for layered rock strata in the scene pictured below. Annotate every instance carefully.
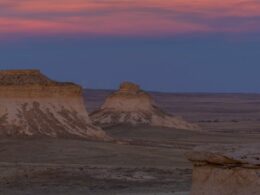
[187,144,260,195]
[0,70,107,139]
[90,82,198,129]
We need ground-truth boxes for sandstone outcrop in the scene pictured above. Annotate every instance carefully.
[187,144,260,195]
[90,82,198,129]
[0,70,107,140]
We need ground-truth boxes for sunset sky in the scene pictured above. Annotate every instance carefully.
[1,0,260,92]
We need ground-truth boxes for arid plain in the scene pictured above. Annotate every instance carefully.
[0,89,260,194]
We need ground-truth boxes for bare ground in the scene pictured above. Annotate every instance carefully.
[0,90,260,194]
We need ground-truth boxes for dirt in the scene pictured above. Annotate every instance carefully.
[0,90,260,194]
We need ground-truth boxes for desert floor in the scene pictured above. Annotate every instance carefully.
[0,90,260,194]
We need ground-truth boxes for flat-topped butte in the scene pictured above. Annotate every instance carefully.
[0,69,107,139]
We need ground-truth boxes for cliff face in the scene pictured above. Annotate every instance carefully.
[0,70,107,140]
[90,82,198,129]
[187,144,260,195]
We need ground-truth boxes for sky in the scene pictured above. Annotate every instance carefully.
[0,0,260,92]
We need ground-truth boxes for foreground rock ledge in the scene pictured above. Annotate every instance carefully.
[0,69,108,140]
[90,82,198,130]
[187,144,260,195]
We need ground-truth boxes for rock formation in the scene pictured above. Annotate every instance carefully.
[187,144,260,195]
[0,69,108,140]
[90,82,198,129]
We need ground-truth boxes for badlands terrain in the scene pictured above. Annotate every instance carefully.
[0,88,260,194]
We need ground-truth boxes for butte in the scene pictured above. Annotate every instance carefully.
[90,82,198,130]
[0,69,107,140]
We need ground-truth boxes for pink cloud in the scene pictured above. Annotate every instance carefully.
[0,0,260,37]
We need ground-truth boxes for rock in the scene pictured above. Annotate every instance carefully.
[90,81,198,129]
[186,144,260,195]
[0,69,108,140]
[118,82,140,94]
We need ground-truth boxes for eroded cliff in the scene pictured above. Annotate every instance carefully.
[0,70,107,140]
[90,82,198,129]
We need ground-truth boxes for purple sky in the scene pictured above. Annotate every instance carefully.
[0,0,260,92]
